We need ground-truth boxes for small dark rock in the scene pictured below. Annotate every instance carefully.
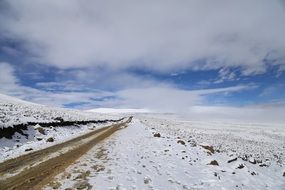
[237,164,245,169]
[228,157,238,163]
[144,177,151,184]
[249,159,257,164]
[74,181,92,190]
[25,148,33,152]
[259,164,268,167]
[201,145,215,154]
[208,160,219,166]
[283,172,285,177]
[46,137,54,142]
[37,138,43,141]
[251,172,256,176]
[177,140,186,145]
[54,117,64,122]
[153,133,161,137]
[36,127,46,135]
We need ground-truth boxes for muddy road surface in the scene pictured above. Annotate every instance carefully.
[0,117,132,190]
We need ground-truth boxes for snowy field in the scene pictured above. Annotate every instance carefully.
[44,116,285,190]
[0,94,119,128]
[0,94,123,162]
[1,93,284,189]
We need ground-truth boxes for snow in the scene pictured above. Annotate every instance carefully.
[1,93,284,189]
[0,94,119,128]
[0,93,122,162]
[44,115,285,190]
[0,122,115,163]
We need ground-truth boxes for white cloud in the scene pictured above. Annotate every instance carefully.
[0,62,254,111]
[186,105,285,125]
[1,0,285,74]
[0,62,18,85]
[0,62,114,107]
[113,85,254,112]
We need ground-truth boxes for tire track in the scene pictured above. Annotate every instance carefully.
[0,117,132,190]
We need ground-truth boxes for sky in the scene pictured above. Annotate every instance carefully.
[0,0,285,123]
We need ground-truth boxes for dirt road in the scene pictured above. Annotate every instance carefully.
[0,117,132,190]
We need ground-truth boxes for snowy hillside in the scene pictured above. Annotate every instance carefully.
[0,94,119,129]
[0,94,123,162]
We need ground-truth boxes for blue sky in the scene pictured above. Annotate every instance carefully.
[0,0,285,121]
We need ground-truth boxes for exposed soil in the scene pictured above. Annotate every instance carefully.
[0,117,132,190]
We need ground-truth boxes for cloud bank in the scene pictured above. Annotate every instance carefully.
[0,62,252,112]
[1,0,285,74]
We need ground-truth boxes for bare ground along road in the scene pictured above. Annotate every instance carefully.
[0,117,132,190]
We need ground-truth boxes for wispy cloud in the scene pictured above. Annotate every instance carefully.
[0,62,254,111]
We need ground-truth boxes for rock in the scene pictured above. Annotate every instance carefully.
[36,127,46,135]
[46,137,54,142]
[36,138,43,141]
[251,172,256,175]
[74,181,92,190]
[25,148,33,152]
[54,117,64,122]
[241,154,249,161]
[153,133,161,137]
[92,165,105,172]
[75,170,91,180]
[283,172,285,177]
[259,163,268,167]
[249,158,257,164]
[144,176,152,184]
[208,160,219,166]
[177,140,186,145]
[237,164,245,169]
[227,157,237,163]
[201,145,215,154]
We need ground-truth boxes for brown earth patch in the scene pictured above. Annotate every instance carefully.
[0,117,132,190]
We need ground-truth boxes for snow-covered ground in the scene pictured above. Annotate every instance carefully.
[0,94,123,162]
[1,93,284,189]
[44,116,285,190]
[0,94,118,128]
